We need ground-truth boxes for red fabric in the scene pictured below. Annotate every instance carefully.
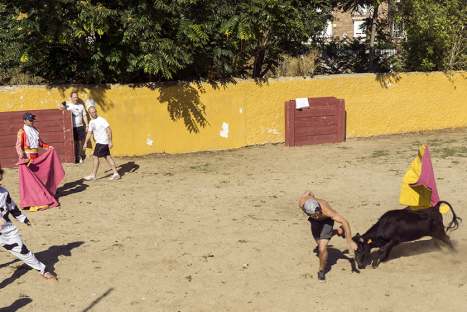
[16,149,65,209]
[28,153,39,160]
[409,145,440,207]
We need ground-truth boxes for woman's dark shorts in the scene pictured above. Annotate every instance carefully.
[73,126,86,141]
[308,217,335,240]
[93,143,111,158]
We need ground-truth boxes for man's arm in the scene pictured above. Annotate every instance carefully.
[16,129,26,158]
[299,190,315,208]
[320,201,358,251]
[83,113,89,129]
[106,126,113,149]
[58,101,67,110]
[39,138,52,150]
[6,192,30,226]
[83,128,93,151]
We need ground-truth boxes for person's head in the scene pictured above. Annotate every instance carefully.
[0,168,4,186]
[70,92,79,104]
[302,198,321,217]
[85,99,96,111]
[88,106,98,119]
[23,112,35,126]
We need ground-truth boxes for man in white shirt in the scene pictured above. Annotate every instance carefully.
[59,91,88,163]
[82,106,120,181]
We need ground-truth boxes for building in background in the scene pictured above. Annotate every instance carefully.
[321,3,404,41]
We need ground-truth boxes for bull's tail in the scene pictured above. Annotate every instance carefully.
[435,201,462,232]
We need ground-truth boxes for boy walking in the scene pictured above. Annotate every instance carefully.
[0,168,56,280]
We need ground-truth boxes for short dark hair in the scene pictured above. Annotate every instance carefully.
[70,91,78,98]
[0,168,4,175]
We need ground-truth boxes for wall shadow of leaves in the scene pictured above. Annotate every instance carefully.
[375,73,402,89]
[45,84,114,113]
[158,84,209,134]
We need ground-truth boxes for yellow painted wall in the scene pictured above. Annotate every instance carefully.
[1,71,467,157]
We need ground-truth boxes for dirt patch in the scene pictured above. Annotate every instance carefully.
[1,129,467,311]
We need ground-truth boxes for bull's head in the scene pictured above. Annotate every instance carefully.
[352,233,373,269]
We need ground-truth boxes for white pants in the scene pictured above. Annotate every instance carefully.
[0,224,45,274]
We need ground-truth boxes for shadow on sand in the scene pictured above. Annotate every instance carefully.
[0,241,84,289]
[313,245,360,274]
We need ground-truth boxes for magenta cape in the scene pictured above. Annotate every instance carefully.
[16,149,65,209]
[408,145,440,207]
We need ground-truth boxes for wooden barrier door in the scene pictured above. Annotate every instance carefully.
[0,109,74,168]
[284,97,345,147]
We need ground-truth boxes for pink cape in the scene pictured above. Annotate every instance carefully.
[408,145,440,207]
[16,149,65,209]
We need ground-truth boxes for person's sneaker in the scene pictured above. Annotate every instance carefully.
[317,270,326,283]
[84,173,96,181]
[78,156,83,163]
[41,272,56,280]
[109,173,121,180]
[338,225,346,238]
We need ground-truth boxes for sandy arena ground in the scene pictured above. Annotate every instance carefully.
[1,129,467,311]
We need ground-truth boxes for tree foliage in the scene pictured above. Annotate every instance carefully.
[218,0,332,78]
[0,0,332,84]
[396,0,467,72]
[334,0,385,72]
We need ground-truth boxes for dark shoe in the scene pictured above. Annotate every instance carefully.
[317,270,326,282]
[338,225,346,238]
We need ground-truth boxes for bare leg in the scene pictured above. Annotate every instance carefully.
[92,156,100,177]
[317,239,330,271]
[105,155,118,174]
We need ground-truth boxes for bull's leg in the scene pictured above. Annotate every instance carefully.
[372,241,399,268]
[432,232,457,253]
[380,246,394,263]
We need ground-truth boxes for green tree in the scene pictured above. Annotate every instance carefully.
[396,0,467,72]
[0,0,334,83]
[218,0,332,78]
[0,0,211,83]
[334,0,385,73]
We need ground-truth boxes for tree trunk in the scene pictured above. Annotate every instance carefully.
[252,49,265,78]
[369,5,379,73]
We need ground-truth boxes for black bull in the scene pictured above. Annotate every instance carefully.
[352,201,462,269]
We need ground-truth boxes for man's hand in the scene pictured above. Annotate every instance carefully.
[48,146,54,149]
[26,221,32,227]
[108,142,113,149]
[347,240,358,251]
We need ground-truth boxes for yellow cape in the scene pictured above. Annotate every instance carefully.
[399,144,448,213]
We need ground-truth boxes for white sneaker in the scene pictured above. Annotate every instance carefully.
[84,173,96,181]
[109,173,120,180]
[78,157,83,163]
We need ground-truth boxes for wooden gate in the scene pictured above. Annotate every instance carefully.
[284,97,345,147]
[0,109,74,168]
